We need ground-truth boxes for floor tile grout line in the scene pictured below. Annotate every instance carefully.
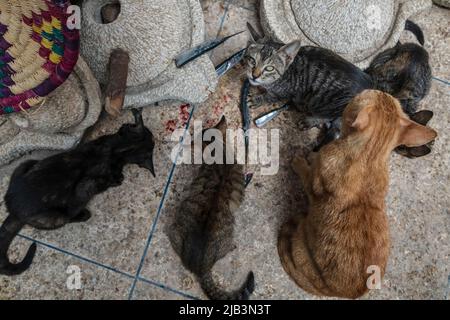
[17,233,199,300]
[433,76,450,87]
[17,234,135,280]
[137,276,200,300]
[127,105,197,300]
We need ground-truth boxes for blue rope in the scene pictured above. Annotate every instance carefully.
[433,76,450,86]
[17,234,196,299]
[127,105,197,300]
[18,234,135,279]
[137,276,200,300]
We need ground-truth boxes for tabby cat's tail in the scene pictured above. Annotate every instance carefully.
[0,215,36,276]
[199,270,255,300]
[404,19,425,46]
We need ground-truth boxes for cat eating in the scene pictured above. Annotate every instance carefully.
[0,109,155,276]
[278,90,437,298]
[168,117,255,300]
[245,23,434,158]
[245,23,373,130]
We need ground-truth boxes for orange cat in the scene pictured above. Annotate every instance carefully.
[278,90,437,299]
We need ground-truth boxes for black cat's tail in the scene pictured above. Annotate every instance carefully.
[404,20,425,46]
[0,215,36,276]
[199,270,255,300]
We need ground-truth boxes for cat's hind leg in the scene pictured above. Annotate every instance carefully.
[292,155,316,202]
[292,156,312,185]
[27,210,73,230]
[278,215,334,297]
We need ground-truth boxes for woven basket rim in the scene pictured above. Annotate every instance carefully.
[0,0,80,115]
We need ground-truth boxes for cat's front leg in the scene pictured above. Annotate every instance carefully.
[292,155,312,186]
[292,155,316,201]
[247,92,279,108]
[297,116,327,131]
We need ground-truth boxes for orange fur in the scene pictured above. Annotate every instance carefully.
[278,90,437,299]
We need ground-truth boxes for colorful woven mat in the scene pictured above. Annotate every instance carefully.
[0,0,79,115]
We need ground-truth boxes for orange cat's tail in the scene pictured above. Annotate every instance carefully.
[277,215,334,297]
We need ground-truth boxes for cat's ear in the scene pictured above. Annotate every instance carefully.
[351,106,372,131]
[398,117,437,147]
[247,22,263,42]
[277,40,301,67]
[139,157,155,177]
[214,116,228,137]
[131,108,144,131]
[410,110,433,126]
[215,116,227,129]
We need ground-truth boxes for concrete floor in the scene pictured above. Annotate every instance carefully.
[0,1,449,300]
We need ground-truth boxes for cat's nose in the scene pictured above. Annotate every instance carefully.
[252,69,262,79]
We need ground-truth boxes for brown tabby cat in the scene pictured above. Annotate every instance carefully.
[168,118,254,300]
[245,23,434,158]
[278,90,437,299]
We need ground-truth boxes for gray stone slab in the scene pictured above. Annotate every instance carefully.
[81,0,218,108]
[209,0,263,66]
[260,0,433,68]
[433,0,450,8]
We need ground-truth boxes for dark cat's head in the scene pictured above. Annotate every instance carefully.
[245,23,301,86]
[115,109,156,176]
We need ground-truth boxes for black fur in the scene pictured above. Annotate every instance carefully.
[395,110,435,158]
[365,43,432,116]
[0,109,155,276]
[405,19,425,46]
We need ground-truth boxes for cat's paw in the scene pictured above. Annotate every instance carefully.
[297,118,316,131]
[298,116,327,131]
[247,93,264,108]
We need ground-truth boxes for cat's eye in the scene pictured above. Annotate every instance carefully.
[265,66,275,72]
[247,57,256,66]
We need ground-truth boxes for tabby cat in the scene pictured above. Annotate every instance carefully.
[245,22,434,157]
[168,117,254,300]
[245,23,373,130]
[366,42,432,117]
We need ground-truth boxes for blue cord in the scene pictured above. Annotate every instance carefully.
[127,105,197,300]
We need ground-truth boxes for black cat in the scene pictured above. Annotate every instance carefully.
[0,109,155,276]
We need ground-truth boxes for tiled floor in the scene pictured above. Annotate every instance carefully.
[0,1,449,300]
